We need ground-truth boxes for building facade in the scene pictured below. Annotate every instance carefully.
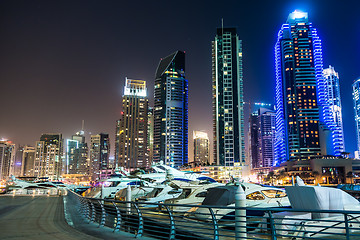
[275,11,339,164]
[89,133,110,180]
[34,133,63,179]
[153,51,188,167]
[323,65,345,156]
[147,107,154,166]
[193,131,210,166]
[212,27,245,167]
[249,108,276,170]
[0,140,15,179]
[22,146,35,177]
[67,131,88,175]
[115,119,120,168]
[353,78,360,153]
[117,78,149,170]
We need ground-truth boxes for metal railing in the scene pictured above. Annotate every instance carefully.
[3,188,67,196]
[69,191,360,239]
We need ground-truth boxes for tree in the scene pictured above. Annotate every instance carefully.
[347,171,354,184]
[312,171,320,185]
[258,172,265,184]
[267,171,275,185]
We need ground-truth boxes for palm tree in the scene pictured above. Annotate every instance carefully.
[267,171,275,185]
[347,171,354,184]
[258,172,265,184]
[312,171,320,185]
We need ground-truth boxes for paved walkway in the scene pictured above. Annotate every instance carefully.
[0,196,153,240]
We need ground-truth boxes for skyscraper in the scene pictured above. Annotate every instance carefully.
[323,66,345,156]
[22,146,35,177]
[274,11,340,164]
[193,131,210,165]
[67,131,88,175]
[13,145,24,176]
[115,119,120,167]
[353,79,360,153]
[153,51,188,167]
[212,27,245,167]
[249,108,276,170]
[90,133,109,180]
[117,78,149,170]
[147,107,154,165]
[34,133,63,179]
[0,140,15,179]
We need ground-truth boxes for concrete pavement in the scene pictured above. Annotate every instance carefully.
[0,196,154,240]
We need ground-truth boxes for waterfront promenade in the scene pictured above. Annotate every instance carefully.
[0,196,152,240]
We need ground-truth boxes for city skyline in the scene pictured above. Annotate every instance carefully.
[1,1,360,161]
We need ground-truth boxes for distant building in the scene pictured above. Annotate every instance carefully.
[0,140,15,179]
[193,131,210,165]
[22,146,35,177]
[90,133,110,180]
[147,107,154,166]
[67,131,88,175]
[153,51,188,167]
[323,65,345,156]
[117,78,149,170]
[249,108,276,170]
[12,145,25,177]
[353,78,360,153]
[212,27,245,167]
[115,119,120,168]
[34,133,63,179]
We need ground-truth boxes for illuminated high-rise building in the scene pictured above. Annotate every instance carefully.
[249,108,276,170]
[117,78,149,170]
[115,119,120,167]
[22,146,35,177]
[193,131,210,165]
[323,65,345,155]
[353,79,360,153]
[13,145,24,176]
[153,51,188,167]
[0,140,15,179]
[275,11,339,164]
[147,107,154,165]
[90,133,109,180]
[212,27,245,166]
[67,131,88,175]
[34,133,63,179]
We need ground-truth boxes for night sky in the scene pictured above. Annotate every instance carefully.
[1,0,359,161]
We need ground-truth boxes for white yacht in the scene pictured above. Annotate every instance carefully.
[164,180,223,212]
[194,182,290,220]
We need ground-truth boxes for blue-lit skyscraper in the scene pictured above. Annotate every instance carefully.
[353,79,360,153]
[153,51,188,167]
[275,11,339,164]
[323,66,345,156]
[212,27,245,167]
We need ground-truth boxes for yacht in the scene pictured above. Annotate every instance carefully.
[164,179,223,212]
[194,182,290,220]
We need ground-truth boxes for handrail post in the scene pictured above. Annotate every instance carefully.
[268,211,277,240]
[90,201,95,222]
[132,202,143,237]
[208,207,219,240]
[163,204,176,240]
[126,185,131,215]
[98,200,106,227]
[112,202,122,232]
[344,213,350,240]
[235,184,247,239]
